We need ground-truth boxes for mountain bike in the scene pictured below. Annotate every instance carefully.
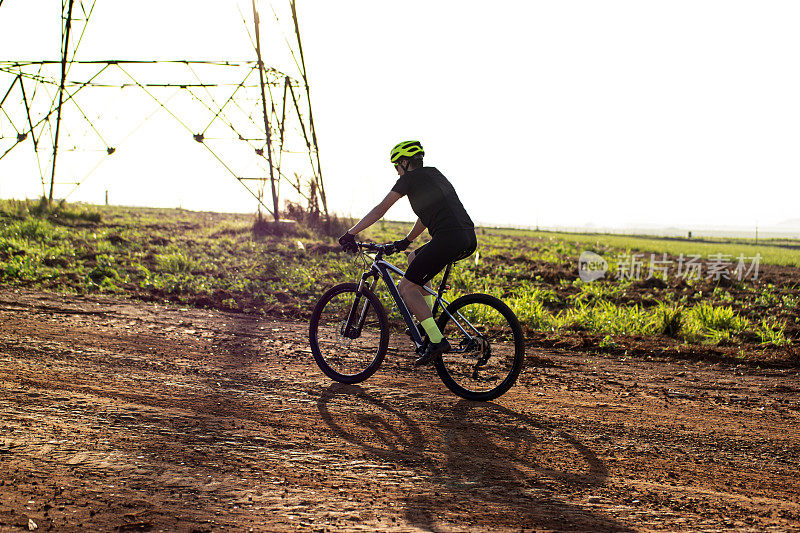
[308,241,525,401]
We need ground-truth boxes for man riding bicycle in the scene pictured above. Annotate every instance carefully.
[339,140,477,366]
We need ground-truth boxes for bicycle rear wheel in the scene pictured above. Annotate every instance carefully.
[435,293,525,401]
[309,283,389,384]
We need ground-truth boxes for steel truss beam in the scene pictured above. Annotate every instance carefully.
[0,1,327,219]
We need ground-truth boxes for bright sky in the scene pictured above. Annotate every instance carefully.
[1,1,799,229]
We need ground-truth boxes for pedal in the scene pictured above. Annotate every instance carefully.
[415,338,430,355]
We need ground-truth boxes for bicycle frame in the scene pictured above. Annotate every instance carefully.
[311,242,525,400]
[351,249,477,351]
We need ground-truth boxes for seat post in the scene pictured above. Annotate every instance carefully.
[431,263,453,318]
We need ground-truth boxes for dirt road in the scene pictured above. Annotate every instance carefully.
[1,287,799,532]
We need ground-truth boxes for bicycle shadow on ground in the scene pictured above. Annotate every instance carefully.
[317,383,427,459]
[317,385,631,533]
[404,400,630,533]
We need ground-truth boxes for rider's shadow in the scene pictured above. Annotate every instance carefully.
[317,385,631,532]
[404,400,630,532]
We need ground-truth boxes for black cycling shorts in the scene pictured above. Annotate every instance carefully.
[404,230,477,286]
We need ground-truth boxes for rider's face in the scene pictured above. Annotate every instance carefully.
[395,160,406,176]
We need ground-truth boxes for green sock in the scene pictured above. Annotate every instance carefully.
[420,317,443,343]
[424,294,435,310]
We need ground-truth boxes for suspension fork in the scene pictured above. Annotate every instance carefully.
[342,270,379,338]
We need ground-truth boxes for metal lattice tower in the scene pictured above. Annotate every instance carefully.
[0,0,327,220]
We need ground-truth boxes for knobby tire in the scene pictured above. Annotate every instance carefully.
[434,293,525,401]
[309,283,389,384]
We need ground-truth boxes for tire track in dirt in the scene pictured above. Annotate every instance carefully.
[0,287,799,532]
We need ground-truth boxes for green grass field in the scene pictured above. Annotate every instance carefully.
[495,228,800,268]
[1,199,797,358]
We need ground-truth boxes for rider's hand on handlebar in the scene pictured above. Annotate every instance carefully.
[392,238,411,254]
[383,239,408,255]
[338,232,358,254]
[384,238,409,256]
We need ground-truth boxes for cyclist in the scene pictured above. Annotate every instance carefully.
[339,140,477,366]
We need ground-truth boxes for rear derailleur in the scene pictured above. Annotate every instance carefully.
[460,336,491,372]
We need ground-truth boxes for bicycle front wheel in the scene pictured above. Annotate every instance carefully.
[309,283,389,384]
[435,293,525,401]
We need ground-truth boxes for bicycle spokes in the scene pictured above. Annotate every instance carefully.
[310,284,389,383]
[435,294,525,400]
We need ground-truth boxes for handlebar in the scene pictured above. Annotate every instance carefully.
[356,241,397,255]
[357,241,390,252]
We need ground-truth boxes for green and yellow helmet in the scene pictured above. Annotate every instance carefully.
[389,140,424,164]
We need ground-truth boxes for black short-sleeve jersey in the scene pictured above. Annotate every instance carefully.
[391,166,474,236]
